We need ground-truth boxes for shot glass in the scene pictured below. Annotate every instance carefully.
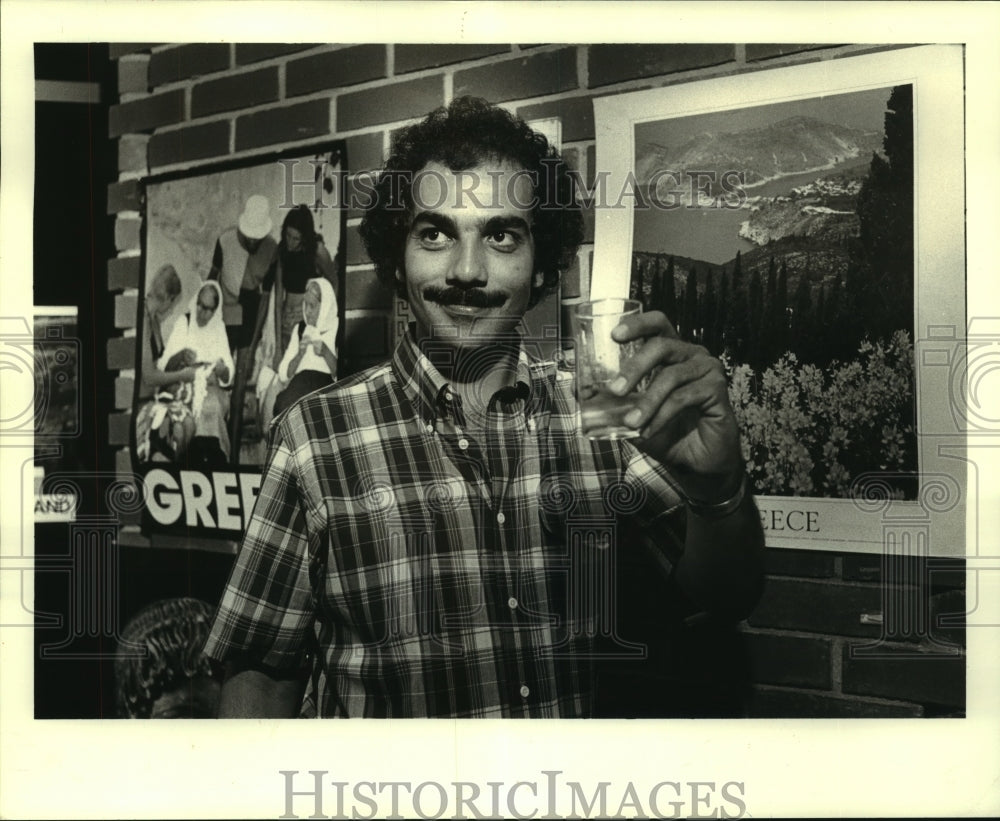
[574,298,646,440]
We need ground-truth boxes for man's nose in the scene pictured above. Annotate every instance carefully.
[447,239,487,286]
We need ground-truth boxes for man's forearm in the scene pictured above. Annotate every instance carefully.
[216,668,303,718]
[674,490,766,620]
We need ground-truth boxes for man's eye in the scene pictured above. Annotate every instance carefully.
[487,231,518,249]
[416,227,450,248]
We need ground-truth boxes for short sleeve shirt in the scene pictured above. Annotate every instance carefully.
[203,330,686,717]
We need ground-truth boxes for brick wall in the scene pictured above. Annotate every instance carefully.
[104,42,965,717]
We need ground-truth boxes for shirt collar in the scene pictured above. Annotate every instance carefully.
[391,326,555,427]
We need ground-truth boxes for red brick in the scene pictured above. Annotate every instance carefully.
[115,217,141,252]
[517,96,596,143]
[286,45,387,98]
[115,377,134,410]
[106,336,136,370]
[346,174,379,221]
[343,313,390,362]
[560,254,583,299]
[394,44,510,74]
[109,89,186,138]
[191,67,279,118]
[344,268,392,311]
[454,47,578,104]
[114,294,138,329]
[765,547,837,579]
[108,256,141,292]
[748,577,885,638]
[107,179,141,214]
[337,75,444,132]
[840,553,882,581]
[108,412,132,446]
[235,43,319,66]
[345,132,385,174]
[117,528,151,548]
[744,630,832,689]
[344,223,370,266]
[842,554,965,590]
[109,44,158,60]
[561,146,580,175]
[749,686,923,718]
[235,98,331,152]
[115,447,134,476]
[746,44,830,62]
[148,43,230,87]
[118,134,149,174]
[929,589,966,648]
[148,120,230,168]
[588,44,734,88]
[117,56,149,95]
[842,643,965,708]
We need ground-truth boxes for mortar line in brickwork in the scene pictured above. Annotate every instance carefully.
[740,625,839,642]
[751,682,924,711]
[386,43,395,78]
[830,637,845,693]
[444,71,454,106]
[577,45,588,90]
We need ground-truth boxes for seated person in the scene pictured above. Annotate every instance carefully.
[160,280,235,461]
[273,277,338,417]
[135,263,196,463]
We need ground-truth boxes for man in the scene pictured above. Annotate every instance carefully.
[203,97,765,718]
[208,193,278,351]
[208,194,279,459]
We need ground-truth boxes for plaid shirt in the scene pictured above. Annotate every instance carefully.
[204,330,687,717]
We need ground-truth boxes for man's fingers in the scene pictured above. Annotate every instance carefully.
[610,310,678,342]
[638,378,729,443]
[622,355,718,427]
[610,336,711,396]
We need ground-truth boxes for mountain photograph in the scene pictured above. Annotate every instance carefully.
[630,85,917,499]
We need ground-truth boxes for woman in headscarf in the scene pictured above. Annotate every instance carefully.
[261,204,338,367]
[134,264,197,463]
[159,280,235,460]
[273,277,338,416]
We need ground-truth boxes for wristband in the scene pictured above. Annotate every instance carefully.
[685,473,748,520]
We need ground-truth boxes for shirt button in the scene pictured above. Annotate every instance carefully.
[458,438,469,450]
[507,596,518,610]
[425,423,434,433]
[519,685,530,698]
[496,512,506,524]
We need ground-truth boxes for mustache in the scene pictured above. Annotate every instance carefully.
[424,285,507,309]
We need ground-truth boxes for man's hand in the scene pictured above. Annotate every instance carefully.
[609,311,742,503]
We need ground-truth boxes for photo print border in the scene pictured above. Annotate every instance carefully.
[592,45,967,555]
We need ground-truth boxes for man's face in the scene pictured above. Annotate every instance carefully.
[401,161,540,348]
[239,232,264,254]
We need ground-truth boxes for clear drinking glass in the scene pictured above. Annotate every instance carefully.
[575,298,647,440]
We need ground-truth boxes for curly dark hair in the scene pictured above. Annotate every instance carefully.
[359,96,584,308]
